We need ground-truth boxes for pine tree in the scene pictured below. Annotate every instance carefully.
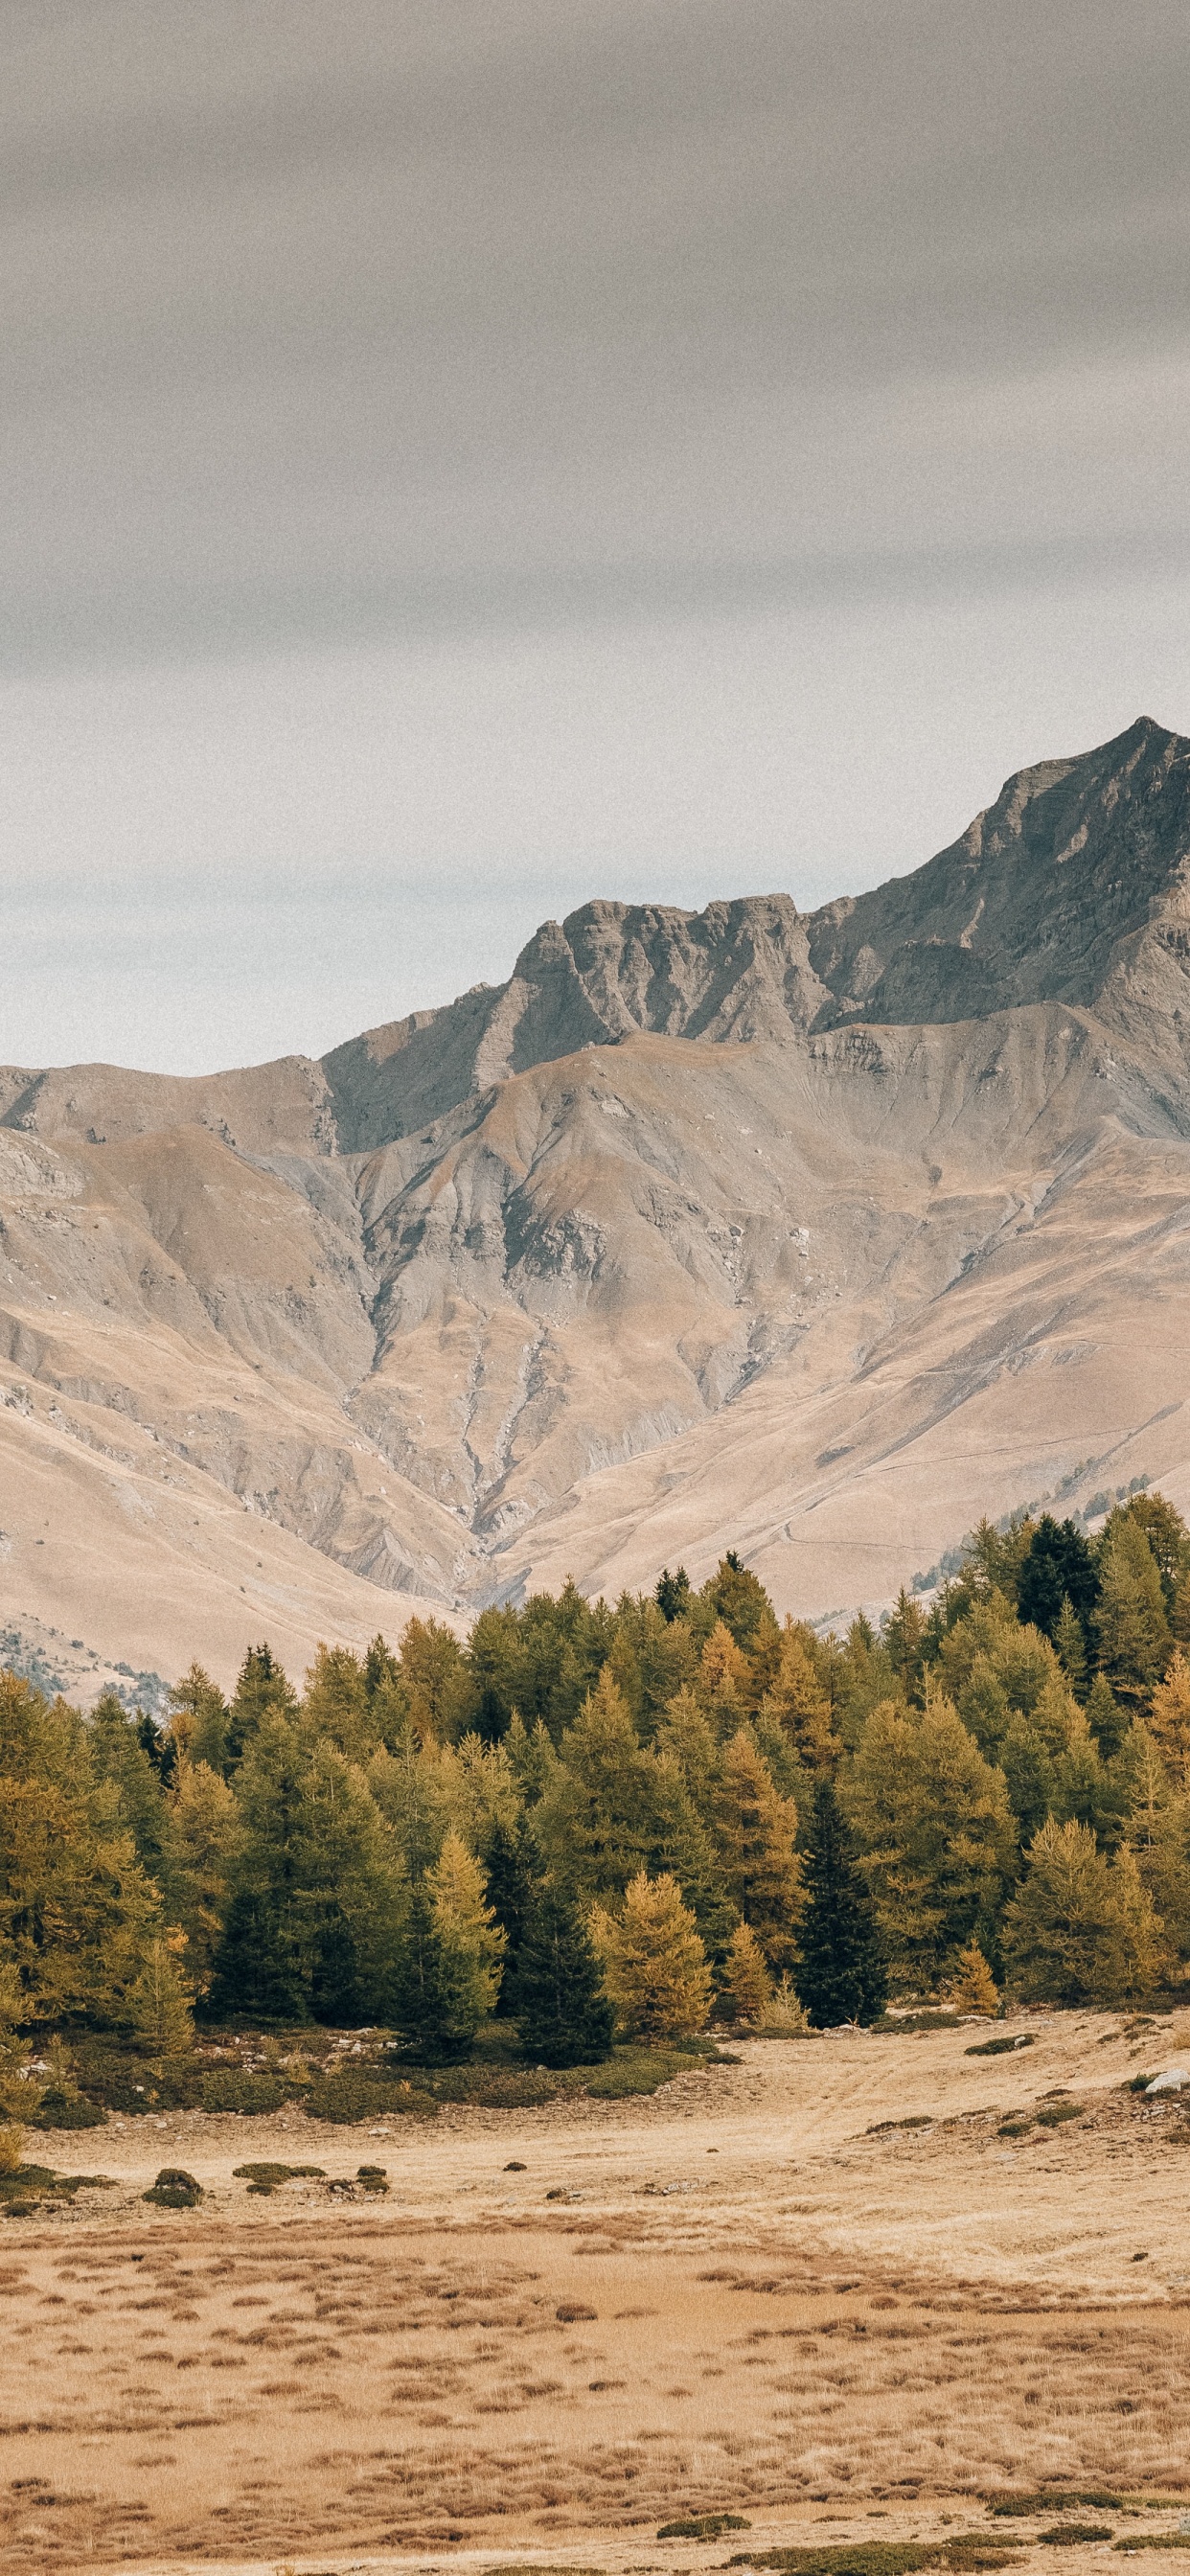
[712,1728,802,1967]
[1053,1595,1088,1697]
[1086,1670,1127,1761]
[698,1621,750,1731]
[655,1566,692,1623]
[883,1589,927,1700]
[482,1812,540,2006]
[0,1675,161,2025]
[389,1877,453,2058]
[706,1552,770,1648]
[1173,1569,1190,1649]
[166,1758,242,1991]
[128,1934,195,2057]
[949,1940,999,2015]
[512,1880,614,2066]
[722,1920,771,2026]
[1001,1816,1164,2004]
[208,1712,311,2019]
[87,1691,171,1881]
[1094,1516,1171,1707]
[1017,1516,1099,1642]
[224,1644,298,1767]
[534,1668,658,1901]
[655,1687,720,1814]
[591,1872,713,2040]
[302,1643,378,1766]
[425,1830,505,2039]
[843,1692,1015,1985]
[167,1665,230,1773]
[759,1622,835,1768]
[1149,1648,1190,1790]
[796,1777,887,2027]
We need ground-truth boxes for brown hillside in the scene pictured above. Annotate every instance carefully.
[2,717,1189,1682]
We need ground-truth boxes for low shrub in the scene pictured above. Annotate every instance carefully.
[1035,2100,1084,2128]
[423,2066,563,2108]
[305,2072,438,2124]
[0,2154,112,2206]
[28,2088,107,2129]
[966,2034,1035,2058]
[198,2069,295,2115]
[990,2494,1122,2517]
[143,2167,202,2209]
[356,2163,389,2193]
[582,2044,714,2097]
[997,2120,1033,2137]
[871,2012,962,2036]
[1125,2074,1158,2093]
[232,2161,325,2194]
[868,2115,933,2134]
[658,2514,751,2540]
[1038,2529,1112,2547]
[728,2540,1020,2573]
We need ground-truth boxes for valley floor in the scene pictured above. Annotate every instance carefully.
[6,2012,1190,2574]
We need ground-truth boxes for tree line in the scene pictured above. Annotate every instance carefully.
[3,1491,1190,2067]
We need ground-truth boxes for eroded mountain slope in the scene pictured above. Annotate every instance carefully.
[1,713,1189,1679]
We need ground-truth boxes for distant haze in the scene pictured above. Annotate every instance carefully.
[2,0,1189,1071]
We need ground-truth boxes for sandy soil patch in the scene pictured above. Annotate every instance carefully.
[4,2012,1190,2574]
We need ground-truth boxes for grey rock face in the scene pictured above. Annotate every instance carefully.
[319,716,1190,1151]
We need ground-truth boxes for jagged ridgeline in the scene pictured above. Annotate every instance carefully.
[2,716,1190,1674]
[3,1491,1190,2109]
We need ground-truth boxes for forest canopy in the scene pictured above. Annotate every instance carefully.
[4,1493,1190,2078]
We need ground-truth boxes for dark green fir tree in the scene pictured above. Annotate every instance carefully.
[512,1881,615,2067]
[796,1776,887,2027]
[388,1878,466,2062]
[482,1814,540,2011]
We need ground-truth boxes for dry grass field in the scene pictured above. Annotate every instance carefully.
[5,2012,1190,2575]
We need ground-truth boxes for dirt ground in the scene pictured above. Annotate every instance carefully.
[5,2010,1190,2575]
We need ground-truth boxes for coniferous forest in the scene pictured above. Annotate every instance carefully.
[5,1492,1190,2114]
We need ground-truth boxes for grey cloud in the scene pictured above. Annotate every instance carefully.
[3,0,1190,670]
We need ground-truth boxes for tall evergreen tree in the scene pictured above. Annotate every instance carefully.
[796,1777,887,2027]
[224,1644,298,1768]
[1095,1514,1172,1706]
[654,1566,692,1623]
[591,1871,712,2040]
[512,1880,614,2066]
[168,1664,231,1775]
[1017,1515,1099,1642]
[712,1728,802,1968]
[482,1813,540,2001]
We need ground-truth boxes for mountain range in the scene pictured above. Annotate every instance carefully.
[3,712,1190,1693]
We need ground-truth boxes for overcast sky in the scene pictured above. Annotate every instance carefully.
[3,0,1190,1072]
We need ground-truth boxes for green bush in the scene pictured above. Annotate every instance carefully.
[305,2072,438,2124]
[423,2065,564,2107]
[28,2088,107,2129]
[197,2069,295,2115]
[232,2160,325,2193]
[1039,2530,1112,2548]
[990,2494,1122,2516]
[966,2035,1035,2058]
[581,2044,712,2097]
[143,2167,202,2209]
[728,2540,1020,2573]
[658,2515,750,2540]
[1035,2100,1084,2127]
